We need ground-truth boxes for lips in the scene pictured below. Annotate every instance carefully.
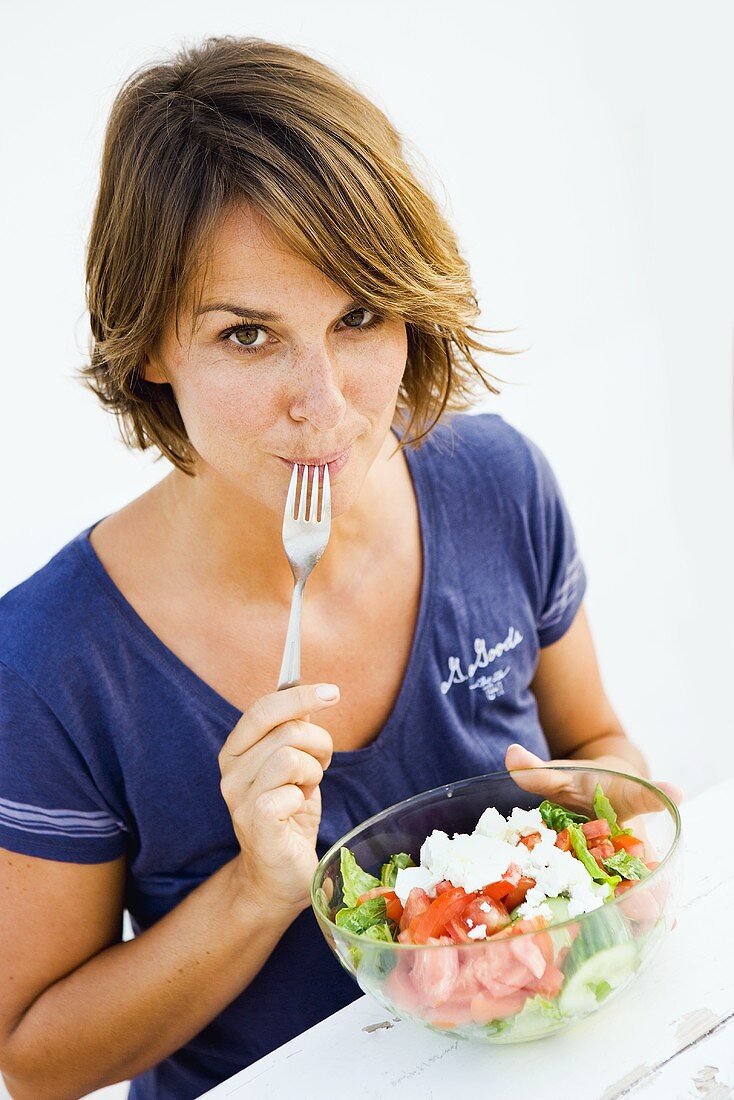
[281,448,349,466]
[276,444,353,479]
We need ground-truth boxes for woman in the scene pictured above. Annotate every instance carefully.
[0,36,683,1100]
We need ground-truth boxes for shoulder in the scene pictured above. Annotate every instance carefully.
[0,527,106,686]
[412,411,545,501]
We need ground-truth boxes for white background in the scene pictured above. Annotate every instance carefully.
[1,2,733,1097]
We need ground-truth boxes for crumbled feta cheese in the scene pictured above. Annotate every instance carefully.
[479,900,492,913]
[392,864,441,905]
[474,806,507,839]
[395,803,604,916]
[467,924,488,939]
[418,830,519,895]
[516,899,553,922]
[419,829,454,869]
[506,806,544,835]
[466,918,474,928]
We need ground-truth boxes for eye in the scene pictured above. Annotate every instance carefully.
[340,307,379,330]
[223,324,268,351]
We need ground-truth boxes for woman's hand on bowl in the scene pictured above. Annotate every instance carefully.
[503,744,684,822]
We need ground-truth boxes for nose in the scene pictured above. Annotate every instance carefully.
[287,351,347,431]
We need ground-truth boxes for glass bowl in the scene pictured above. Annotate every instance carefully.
[311,765,681,1043]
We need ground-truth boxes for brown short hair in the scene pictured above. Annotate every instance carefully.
[83,35,512,474]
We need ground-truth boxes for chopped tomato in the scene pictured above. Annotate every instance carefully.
[435,879,456,895]
[555,828,571,851]
[528,928,555,969]
[615,882,660,927]
[384,959,424,1013]
[555,944,571,969]
[582,818,612,842]
[356,886,403,924]
[510,914,548,935]
[399,887,431,932]
[463,895,512,935]
[410,938,460,1006]
[518,831,542,851]
[611,834,645,858]
[445,916,473,944]
[469,948,535,996]
[508,935,546,979]
[481,861,522,900]
[527,962,565,999]
[501,875,536,912]
[410,887,475,944]
[422,999,475,1028]
[482,879,513,900]
[470,988,529,1023]
[589,838,615,866]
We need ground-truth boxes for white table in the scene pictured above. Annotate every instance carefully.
[200,778,734,1100]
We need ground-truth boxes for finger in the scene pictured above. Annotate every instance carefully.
[250,745,325,803]
[252,783,308,830]
[221,684,340,758]
[239,720,334,776]
[505,745,676,820]
[504,745,577,804]
[219,721,334,806]
[652,780,685,806]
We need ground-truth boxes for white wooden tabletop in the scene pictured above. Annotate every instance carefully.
[200,778,734,1100]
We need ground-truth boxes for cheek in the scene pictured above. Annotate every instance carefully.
[174,366,280,444]
[345,327,407,411]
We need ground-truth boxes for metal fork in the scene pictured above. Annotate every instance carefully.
[277,463,332,690]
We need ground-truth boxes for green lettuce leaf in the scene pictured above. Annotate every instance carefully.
[538,799,590,833]
[380,852,415,888]
[568,823,621,890]
[592,784,633,837]
[360,921,396,944]
[335,896,387,934]
[339,848,380,908]
[603,849,650,881]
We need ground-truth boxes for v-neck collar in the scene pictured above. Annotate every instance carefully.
[75,436,437,766]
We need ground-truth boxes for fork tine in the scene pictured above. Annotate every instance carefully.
[307,465,319,522]
[297,463,308,520]
[321,462,331,523]
[284,462,298,524]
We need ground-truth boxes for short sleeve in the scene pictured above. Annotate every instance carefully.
[0,661,129,863]
[523,435,588,647]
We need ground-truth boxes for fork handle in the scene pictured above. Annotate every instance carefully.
[277,578,306,690]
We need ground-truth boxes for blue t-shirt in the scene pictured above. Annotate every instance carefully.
[0,413,586,1098]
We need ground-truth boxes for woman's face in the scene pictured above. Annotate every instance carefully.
[144,204,408,517]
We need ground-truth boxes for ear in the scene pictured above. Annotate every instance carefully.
[141,352,167,384]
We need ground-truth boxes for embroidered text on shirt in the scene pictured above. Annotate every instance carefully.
[440,625,524,695]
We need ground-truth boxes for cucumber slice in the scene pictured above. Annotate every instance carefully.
[559,942,639,1016]
[543,896,576,950]
[507,994,565,1039]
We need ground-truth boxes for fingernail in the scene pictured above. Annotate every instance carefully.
[315,683,340,701]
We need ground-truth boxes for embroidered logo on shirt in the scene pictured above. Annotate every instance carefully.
[440,625,524,697]
[468,666,511,701]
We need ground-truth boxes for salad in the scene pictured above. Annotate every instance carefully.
[331,784,664,1036]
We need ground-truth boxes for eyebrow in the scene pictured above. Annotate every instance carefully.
[195,298,364,323]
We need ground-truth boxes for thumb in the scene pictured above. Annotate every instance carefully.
[505,743,544,766]
[651,780,685,807]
